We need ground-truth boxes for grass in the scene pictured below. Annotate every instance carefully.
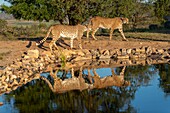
[7,19,58,27]
[99,27,170,42]
[125,32,170,42]
[0,19,170,42]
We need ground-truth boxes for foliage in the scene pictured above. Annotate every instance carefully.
[156,64,170,93]
[1,0,170,29]
[0,20,47,40]
[0,0,156,26]
[164,21,170,29]
[154,0,170,22]
[0,19,8,33]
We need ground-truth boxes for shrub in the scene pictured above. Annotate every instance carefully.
[0,19,8,33]
[38,23,47,29]
[164,21,170,29]
[149,24,158,30]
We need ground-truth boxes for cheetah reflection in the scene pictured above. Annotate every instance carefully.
[91,66,130,89]
[40,66,130,93]
[40,67,93,93]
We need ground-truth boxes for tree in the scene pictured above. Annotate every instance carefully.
[1,0,93,25]
[154,0,170,22]
[1,0,136,25]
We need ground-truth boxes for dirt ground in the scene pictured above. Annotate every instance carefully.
[0,36,170,67]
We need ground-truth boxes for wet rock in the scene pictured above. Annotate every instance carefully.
[0,102,3,106]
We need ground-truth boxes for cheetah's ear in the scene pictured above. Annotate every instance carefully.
[121,18,129,24]
[125,18,129,24]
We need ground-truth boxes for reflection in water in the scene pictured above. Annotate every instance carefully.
[0,59,170,113]
[40,66,130,93]
[40,67,93,93]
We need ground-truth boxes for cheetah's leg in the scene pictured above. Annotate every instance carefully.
[87,26,90,40]
[70,38,74,49]
[91,28,98,40]
[109,29,114,40]
[49,34,59,52]
[120,66,126,76]
[118,28,128,41]
[77,37,82,49]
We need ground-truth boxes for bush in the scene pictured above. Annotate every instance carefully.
[0,19,8,33]
[38,23,47,29]
[149,24,158,30]
[164,21,170,29]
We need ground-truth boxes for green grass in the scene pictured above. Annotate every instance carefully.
[125,30,170,41]
[7,19,58,27]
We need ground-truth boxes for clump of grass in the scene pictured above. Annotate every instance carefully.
[59,53,66,68]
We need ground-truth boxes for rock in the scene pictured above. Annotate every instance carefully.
[99,55,111,59]
[23,55,30,59]
[116,49,122,56]
[110,49,117,56]
[90,50,99,58]
[126,49,132,54]
[151,47,157,54]
[0,102,3,106]
[10,74,17,80]
[138,54,147,59]
[42,51,52,57]
[134,48,141,55]
[75,50,85,56]
[117,55,129,59]
[82,49,91,56]
[99,49,109,55]
[129,54,139,59]
[146,46,152,56]
[27,49,39,58]
[131,48,136,55]
[140,46,146,54]
[157,49,165,54]
[120,48,127,55]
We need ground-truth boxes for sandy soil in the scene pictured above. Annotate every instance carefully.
[0,36,170,67]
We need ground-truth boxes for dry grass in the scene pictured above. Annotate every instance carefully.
[126,32,170,41]
[0,51,11,60]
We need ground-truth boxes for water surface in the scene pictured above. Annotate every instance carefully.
[0,62,170,113]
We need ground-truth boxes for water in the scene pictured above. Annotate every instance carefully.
[0,62,170,113]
